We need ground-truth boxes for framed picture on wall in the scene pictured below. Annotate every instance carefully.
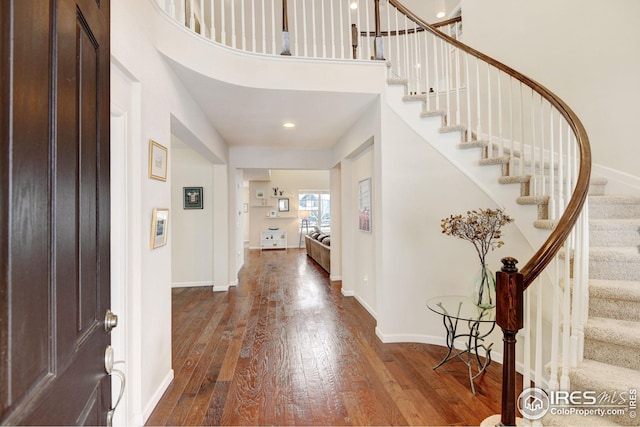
[183,187,203,209]
[256,190,265,198]
[148,140,168,181]
[358,178,372,232]
[278,198,289,212]
[150,208,169,249]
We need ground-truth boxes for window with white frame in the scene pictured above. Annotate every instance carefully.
[299,191,330,233]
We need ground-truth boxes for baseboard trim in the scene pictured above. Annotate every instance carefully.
[593,163,640,194]
[330,274,342,281]
[142,369,174,423]
[171,281,214,288]
[341,288,354,297]
[212,284,229,292]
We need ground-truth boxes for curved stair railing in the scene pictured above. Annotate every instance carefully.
[154,1,592,424]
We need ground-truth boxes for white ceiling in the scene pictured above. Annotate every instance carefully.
[166,58,378,150]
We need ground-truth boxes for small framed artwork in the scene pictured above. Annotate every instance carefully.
[358,177,372,232]
[150,208,169,249]
[183,187,203,209]
[149,140,168,181]
[242,203,248,213]
[269,210,277,218]
[256,190,265,199]
[278,198,289,212]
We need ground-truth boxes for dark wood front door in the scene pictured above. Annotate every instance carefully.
[1,0,111,424]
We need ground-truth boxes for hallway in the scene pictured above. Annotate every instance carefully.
[146,249,507,426]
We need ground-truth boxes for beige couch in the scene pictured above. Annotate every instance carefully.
[304,233,330,273]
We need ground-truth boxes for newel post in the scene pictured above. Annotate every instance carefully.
[495,257,523,426]
[373,0,385,60]
[281,0,291,55]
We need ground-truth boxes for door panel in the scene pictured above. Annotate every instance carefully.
[1,0,111,424]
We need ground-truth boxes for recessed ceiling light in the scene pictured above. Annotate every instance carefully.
[350,2,358,10]
[283,122,295,128]
[436,11,446,18]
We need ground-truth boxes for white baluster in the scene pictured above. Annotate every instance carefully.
[311,0,317,57]
[293,0,299,56]
[497,71,504,157]
[535,277,543,391]
[431,30,438,109]
[330,0,335,58]
[321,0,326,58]
[524,289,531,401]
[241,0,246,50]
[424,32,431,111]
[261,0,266,53]
[475,58,481,137]
[199,0,205,35]
[394,6,401,78]
[339,0,345,59]
[302,0,307,57]
[549,110,556,220]
[519,84,524,176]
[385,0,391,72]
[548,259,560,392]
[221,0,226,45]
[210,0,215,42]
[444,38,451,124]
[189,0,195,30]
[530,90,536,191]
[560,237,572,390]
[231,0,237,48]
[252,0,257,52]
[465,52,472,141]
[271,0,276,54]
[179,0,186,26]
[487,64,492,149]
[454,45,461,124]
[364,0,371,60]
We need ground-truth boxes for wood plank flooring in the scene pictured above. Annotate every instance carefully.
[147,248,517,426]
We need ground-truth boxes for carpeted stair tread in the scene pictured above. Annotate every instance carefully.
[584,317,640,349]
[570,359,640,393]
[439,124,467,133]
[402,93,428,102]
[590,195,640,219]
[534,219,557,230]
[517,195,550,205]
[589,246,640,263]
[387,77,408,86]
[588,279,640,302]
[419,110,446,118]
[590,219,640,247]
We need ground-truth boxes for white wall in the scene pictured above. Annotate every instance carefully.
[170,137,214,287]
[461,0,640,181]
[112,0,230,421]
[248,170,330,249]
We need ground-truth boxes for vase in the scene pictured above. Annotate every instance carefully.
[473,264,496,309]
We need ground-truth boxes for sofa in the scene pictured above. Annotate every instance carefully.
[304,231,330,273]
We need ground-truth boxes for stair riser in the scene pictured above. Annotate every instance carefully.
[590,228,640,247]
[589,260,640,281]
[584,339,640,372]
[590,297,640,322]
[590,203,640,219]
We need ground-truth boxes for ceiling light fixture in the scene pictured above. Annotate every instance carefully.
[283,122,296,128]
[436,11,446,18]
[350,2,358,10]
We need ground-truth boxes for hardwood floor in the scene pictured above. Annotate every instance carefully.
[146,249,514,426]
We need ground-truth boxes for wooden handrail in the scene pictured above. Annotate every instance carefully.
[360,15,462,36]
[386,1,591,425]
[386,0,591,292]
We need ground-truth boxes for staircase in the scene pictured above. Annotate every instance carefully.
[388,70,640,426]
[565,192,640,426]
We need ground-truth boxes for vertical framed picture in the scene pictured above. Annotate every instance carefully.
[150,208,169,249]
[358,178,372,232]
[183,187,203,209]
[256,190,265,199]
[149,140,168,181]
[278,198,289,212]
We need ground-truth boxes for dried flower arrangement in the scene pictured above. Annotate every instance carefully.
[441,208,514,307]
